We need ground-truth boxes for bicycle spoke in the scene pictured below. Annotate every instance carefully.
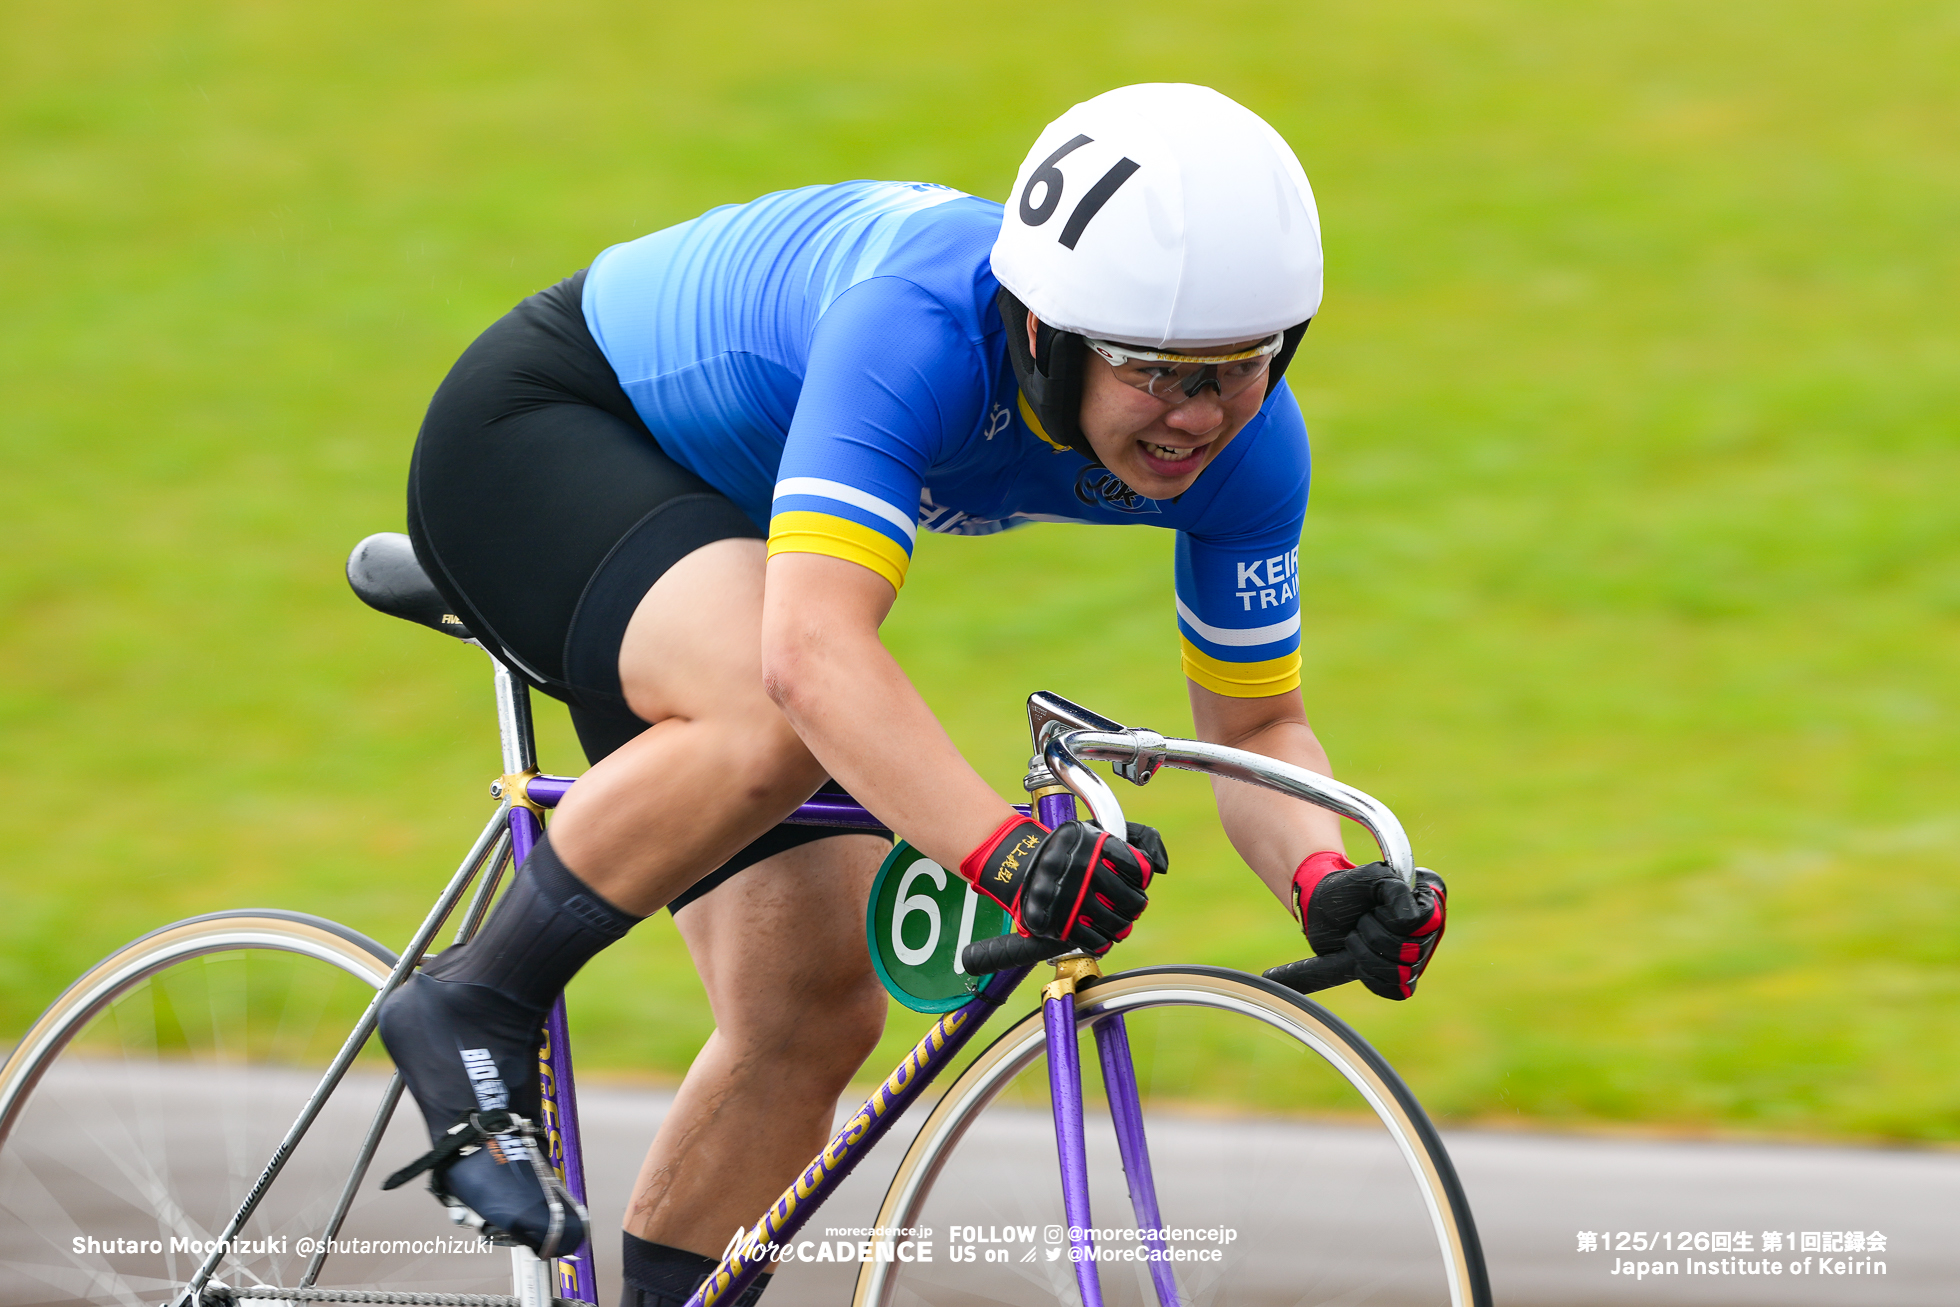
[0,914,520,1306]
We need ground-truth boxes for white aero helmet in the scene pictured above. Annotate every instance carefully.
[992,84,1322,458]
[992,83,1322,350]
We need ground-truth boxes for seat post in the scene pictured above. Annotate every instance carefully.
[490,656,540,778]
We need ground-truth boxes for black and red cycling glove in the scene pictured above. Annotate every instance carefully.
[961,816,1164,955]
[1267,851,1447,1000]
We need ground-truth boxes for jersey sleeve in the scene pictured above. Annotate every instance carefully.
[1174,391,1311,698]
[766,276,986,592]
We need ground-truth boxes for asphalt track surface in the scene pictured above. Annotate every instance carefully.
[2,1064,1955,1306]
[569,1086,1960,1307]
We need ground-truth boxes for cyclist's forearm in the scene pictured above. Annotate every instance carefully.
[1211,730,1348,907]
[1189,684,1347,907]
[762,554,1016,869]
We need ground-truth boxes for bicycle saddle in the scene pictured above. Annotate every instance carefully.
[346,532,475,640]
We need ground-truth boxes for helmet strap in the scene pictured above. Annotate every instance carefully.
[996,288,1096,462]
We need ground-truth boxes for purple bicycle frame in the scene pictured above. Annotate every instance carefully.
[1032,790,1178,1307]
[516,773,1178,1307]
[497,802,597,1303]
[516,775,913,1306]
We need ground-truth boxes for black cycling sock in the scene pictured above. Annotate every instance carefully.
[376,831,630,1256]
[425,832,644,1010]
[620,1233,772,1307]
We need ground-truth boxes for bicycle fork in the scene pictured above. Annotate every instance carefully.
[1043,959,1182,1307]
[1033,799,1182,1307]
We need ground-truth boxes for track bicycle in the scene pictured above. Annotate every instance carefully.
[0,532,1490,1307]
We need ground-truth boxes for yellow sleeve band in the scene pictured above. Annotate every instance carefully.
[1180,636,1302,698]
[766,510,911,592]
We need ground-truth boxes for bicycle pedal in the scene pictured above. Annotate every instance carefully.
[432,1163,588,1257]
[437,1190,524,1247]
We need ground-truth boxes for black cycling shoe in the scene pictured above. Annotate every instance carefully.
[377,971,588,1256]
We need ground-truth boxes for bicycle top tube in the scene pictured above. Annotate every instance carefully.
[519,773,892,832]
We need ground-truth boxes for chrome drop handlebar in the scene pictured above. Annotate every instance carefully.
[1040,725,1417,885]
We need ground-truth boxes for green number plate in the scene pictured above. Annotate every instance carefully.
[866,841,1013,1012]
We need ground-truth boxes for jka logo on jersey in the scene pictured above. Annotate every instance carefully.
[1074,466,1162,515]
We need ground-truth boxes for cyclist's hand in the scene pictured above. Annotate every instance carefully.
[961,817,1158,954]
[1122,822,1169,879]
[1270,853,1447,1000]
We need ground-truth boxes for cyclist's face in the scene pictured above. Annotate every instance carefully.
[1077,341,1267,501]
[1034,316,1267,501]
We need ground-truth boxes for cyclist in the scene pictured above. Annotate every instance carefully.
[379,82,1448,1307]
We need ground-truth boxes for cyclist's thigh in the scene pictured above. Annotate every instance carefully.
[612,536,782,729]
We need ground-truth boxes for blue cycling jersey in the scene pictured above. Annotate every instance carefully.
[583,180,1309,697]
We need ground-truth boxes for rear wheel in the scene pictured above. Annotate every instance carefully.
[855,966,1489,1307]
[0,910,511,1305]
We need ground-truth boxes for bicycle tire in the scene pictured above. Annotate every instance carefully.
[0,910,512,1305]
[853,965,1490,1307]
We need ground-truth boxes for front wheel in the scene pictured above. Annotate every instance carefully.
[855,965,1489,1307]
[0,910,511,1305]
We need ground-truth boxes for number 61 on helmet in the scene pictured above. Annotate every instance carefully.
[991,81,1325,458]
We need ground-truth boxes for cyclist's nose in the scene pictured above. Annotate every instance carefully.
[1164,389,1228,433]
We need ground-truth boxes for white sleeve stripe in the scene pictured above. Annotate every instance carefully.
[772,477,918,544]
[1175,597,1301,647]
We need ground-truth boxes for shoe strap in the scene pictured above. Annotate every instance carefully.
[379,1109,523,1191]
[380,1110,583,1261]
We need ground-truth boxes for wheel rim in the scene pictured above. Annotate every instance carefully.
[857,967,1485,1307]
[0,913,508,1305]
[1,915,395,1143]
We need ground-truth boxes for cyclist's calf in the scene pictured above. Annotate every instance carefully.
[682,836,889,1086]
[628,836,888,1254]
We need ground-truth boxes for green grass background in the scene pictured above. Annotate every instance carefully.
[3,0,1955,1141]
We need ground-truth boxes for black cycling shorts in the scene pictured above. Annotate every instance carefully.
[407,271,881,914]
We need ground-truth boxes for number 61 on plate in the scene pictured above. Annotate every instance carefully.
[866,842,1014,1012]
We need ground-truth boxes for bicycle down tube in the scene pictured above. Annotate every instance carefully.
[509,709,920,1307]
[517,779,956,1307]
[661,724,1166,1307]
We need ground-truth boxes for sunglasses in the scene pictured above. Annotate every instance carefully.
[1085,334,1284,402]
